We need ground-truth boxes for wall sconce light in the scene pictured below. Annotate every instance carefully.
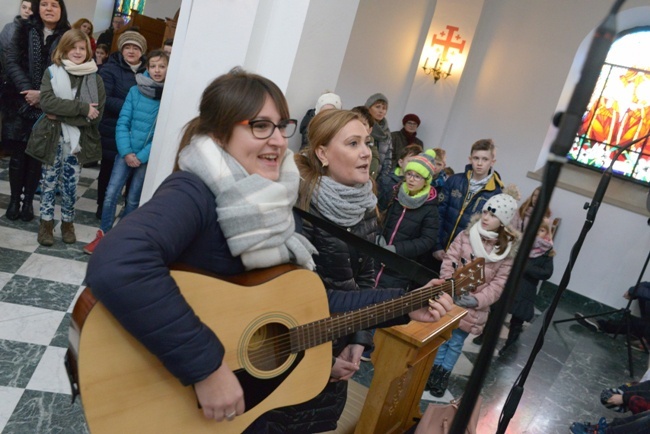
[422,57,452,83]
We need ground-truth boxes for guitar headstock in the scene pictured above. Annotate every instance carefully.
[449,258,485,298]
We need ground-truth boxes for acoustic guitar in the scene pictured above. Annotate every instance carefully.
[66,259,484,433]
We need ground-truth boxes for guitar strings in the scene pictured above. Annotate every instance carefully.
[241,277,474,368]
[243,278,469,366]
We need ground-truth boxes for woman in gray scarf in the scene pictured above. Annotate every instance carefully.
[294,109,452,431]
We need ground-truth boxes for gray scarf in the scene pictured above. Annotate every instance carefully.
[136,73,164,99]
[312,176,377,226]
[397,182,431,209]
[178,135,317,271]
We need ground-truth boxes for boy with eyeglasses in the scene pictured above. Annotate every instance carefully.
[432,138,504,262]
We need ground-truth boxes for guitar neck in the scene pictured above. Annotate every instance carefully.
[290,281,454,353]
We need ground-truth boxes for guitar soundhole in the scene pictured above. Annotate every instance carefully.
[247,322,291,372]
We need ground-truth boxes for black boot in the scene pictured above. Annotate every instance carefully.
[6,198,20,220]
[431,368,451,397]
[19,196,34,222]
[6,154,23,220]
[20,156,41,222]
[499,323,523,356]
[425,364,443,392]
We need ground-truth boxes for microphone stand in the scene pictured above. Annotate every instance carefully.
[553,247,650,378]
[494,131,650,433]
[448,1,625,433]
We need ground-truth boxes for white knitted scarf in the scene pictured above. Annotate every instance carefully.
[468,222,512,263]
[49,61,98,154]
[178,135,317,271]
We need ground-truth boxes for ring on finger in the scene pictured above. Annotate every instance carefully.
[225,410,236,421]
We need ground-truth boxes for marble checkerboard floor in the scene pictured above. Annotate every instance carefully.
[0,155,647,433]
[0,156,96,433]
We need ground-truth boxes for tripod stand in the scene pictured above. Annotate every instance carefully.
[553,247,650,378]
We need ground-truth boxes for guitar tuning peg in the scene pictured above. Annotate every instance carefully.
[470,253,475,261]
[461,258,467,266]
[452,262,458,270]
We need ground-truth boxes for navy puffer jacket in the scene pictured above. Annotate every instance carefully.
[98,51,146,153]
[436,164,504,252]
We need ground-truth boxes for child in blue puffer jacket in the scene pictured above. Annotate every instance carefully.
[84,50,168,254]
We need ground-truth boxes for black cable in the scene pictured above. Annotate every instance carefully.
[448,2,626,433]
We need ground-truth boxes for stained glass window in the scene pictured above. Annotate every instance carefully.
[115,0,146,20]
[568,27,650,186]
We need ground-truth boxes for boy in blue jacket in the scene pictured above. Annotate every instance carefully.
[84,50,168,254]
[432,138,504,262]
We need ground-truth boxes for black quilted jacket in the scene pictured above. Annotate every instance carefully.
[2,17,67,142]
[377,187,439,290]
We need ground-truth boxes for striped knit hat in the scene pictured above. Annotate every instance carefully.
[118,31,147,53]
[404,149,437,183]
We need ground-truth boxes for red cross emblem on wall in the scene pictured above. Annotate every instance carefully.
[431,25,466,61]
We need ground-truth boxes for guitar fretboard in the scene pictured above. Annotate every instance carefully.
[289,278,468,353]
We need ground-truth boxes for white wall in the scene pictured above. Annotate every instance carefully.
[284,0,361,151]
[403,0,484,150]
[144,0,182,20]
[62,0,96,25]
[441,0,650,308]
[335,0,434,131]
[0,2,20,31]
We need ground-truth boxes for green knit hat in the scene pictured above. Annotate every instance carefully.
[404,149,437,183]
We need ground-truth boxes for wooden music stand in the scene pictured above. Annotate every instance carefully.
[354,306,467,434]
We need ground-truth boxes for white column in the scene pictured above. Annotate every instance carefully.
[141,0,260,202]
[141,0,349,202]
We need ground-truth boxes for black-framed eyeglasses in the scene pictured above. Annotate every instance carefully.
[238,119,298,139]
[404,171,424,181]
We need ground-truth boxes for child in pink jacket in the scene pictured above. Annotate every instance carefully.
[426,193,520,397]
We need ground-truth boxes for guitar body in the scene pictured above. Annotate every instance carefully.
[76,268,332,433]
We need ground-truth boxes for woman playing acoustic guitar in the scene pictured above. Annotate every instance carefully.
[85,68,452,433]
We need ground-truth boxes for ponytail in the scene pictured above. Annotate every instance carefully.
[174,117,202,172]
